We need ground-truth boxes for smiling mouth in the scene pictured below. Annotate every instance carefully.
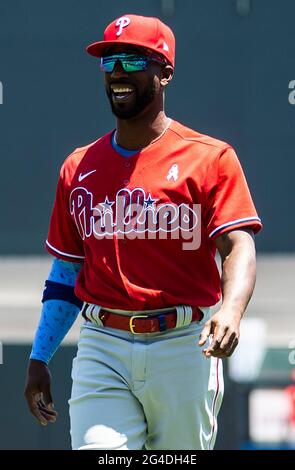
[110,84,135,101]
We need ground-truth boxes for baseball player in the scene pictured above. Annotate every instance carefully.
[24,14,262,450]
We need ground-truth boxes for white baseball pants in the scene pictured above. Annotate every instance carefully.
[69,307,223,450]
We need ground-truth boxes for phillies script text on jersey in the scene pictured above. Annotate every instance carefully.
[69,186,200,240]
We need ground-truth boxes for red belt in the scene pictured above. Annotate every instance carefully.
[82,304,203,334]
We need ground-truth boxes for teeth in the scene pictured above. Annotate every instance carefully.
[111,87,133,93]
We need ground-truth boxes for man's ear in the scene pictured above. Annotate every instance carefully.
[160,65,174,87]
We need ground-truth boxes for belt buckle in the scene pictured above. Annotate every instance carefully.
[129,314,148,334]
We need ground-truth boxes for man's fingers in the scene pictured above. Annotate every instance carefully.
[203,324,228,357]
[42,387,53,407]
[224,336,239,356]
[26,391,57,425]
[219,328,239,355]
[220,330,235,351]
[27,395,50,426]
[37,393,58,422]
[38,397,57,415]
[38,403,58,418]
[38,409,57,422]
[207,324,226,352]
[198,320,212,346]
[199,310,241,358]
[220,329,234,348]
[204,333,239,358]
[41,384,58,419]
[24,360,57,426]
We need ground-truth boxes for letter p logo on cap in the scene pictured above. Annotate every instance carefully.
[115,16,131,36]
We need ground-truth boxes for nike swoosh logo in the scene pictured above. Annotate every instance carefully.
[78,169,97,182]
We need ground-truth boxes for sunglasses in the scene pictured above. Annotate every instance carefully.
[100,53,166,73]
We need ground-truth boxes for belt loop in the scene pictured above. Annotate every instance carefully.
[92,305,102,325]
[81,302,88,317]
[176,306,185,328]
[183,306,192,326]
[86,303,103,326]
[176,305,193,328]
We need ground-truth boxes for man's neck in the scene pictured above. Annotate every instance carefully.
[115,110,171,150]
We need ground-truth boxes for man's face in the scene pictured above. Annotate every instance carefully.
[103,45,165,120]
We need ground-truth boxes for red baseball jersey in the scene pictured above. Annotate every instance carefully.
[46,120,262,310]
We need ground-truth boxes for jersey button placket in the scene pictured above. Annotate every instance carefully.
[122,159,132,185]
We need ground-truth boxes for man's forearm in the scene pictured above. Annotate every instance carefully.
[30,257,83,364]
[218,229,256,318]
[199,229,257,358]
[30,299,81,364]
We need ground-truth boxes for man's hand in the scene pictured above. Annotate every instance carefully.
[199,228,256,359]
[24,359,58,426]
[198,308,241,358]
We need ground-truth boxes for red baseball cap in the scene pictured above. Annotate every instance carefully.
[86,14,175,67]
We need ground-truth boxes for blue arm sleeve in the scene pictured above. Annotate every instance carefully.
[30,258,83,365]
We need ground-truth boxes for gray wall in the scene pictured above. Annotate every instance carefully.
[1,345,292,450]
[0,0,294,253]
[0,345,73,450]
[0,345,235,450]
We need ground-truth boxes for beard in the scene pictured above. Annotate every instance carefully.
[106,81,156,120]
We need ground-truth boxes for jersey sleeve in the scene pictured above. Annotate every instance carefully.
[45,164,85,262]
[204,147,262,239]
